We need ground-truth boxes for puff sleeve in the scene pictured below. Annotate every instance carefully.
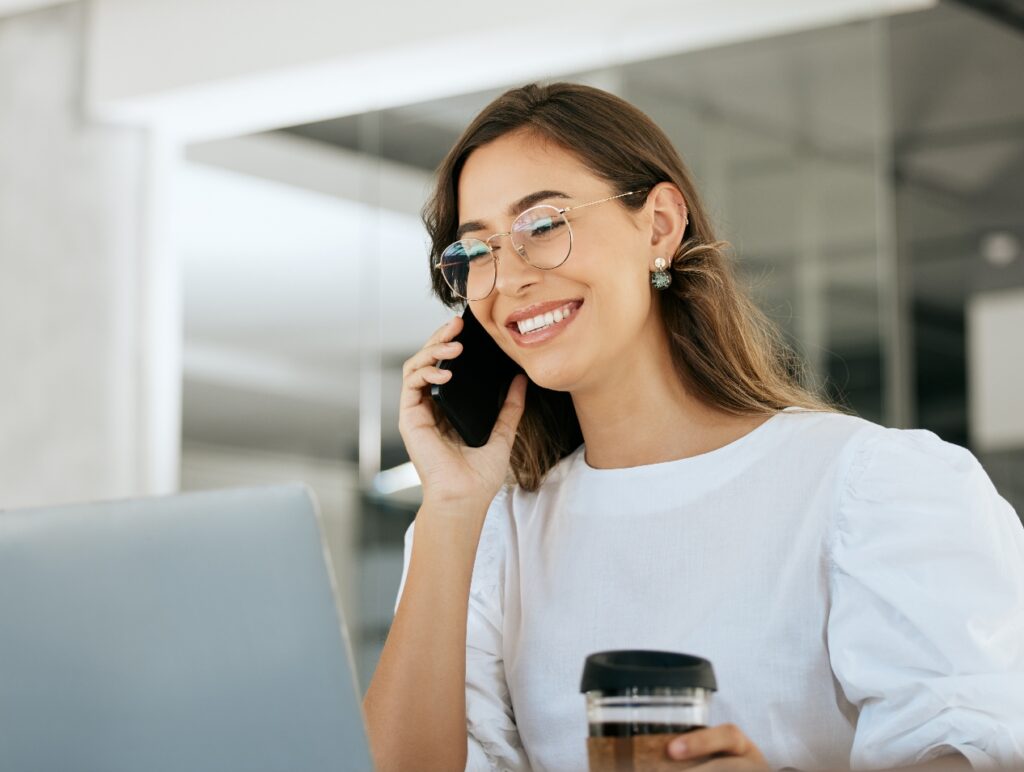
[827,427,1024,769]
[394,487,530,771]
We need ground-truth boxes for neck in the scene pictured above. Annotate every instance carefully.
[570,324,768,469]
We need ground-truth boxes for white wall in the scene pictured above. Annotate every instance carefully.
[0,2,178,507]
[84,0,934,142]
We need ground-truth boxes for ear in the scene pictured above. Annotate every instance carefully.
[647,182,689,263]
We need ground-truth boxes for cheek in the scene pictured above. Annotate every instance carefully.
[554,227,653,331]
[579,283,651,352]
[573,224,647,277]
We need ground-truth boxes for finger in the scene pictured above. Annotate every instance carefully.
[487,373,528,448]
[682,757,762,772]
[399,365,452,411]
[667,725,750,761]
[425,315,463,348]
[402,340,462,378]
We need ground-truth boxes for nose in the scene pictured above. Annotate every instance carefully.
[491,234,542,297]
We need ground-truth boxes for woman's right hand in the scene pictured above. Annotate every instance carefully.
[398,315,528,512]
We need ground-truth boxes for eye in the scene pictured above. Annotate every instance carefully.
[524,216,565,238]
[461,241,493,263]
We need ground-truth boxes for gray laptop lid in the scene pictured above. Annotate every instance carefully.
[0,484,374,772]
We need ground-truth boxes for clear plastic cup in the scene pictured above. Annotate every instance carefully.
[580,650,717,771]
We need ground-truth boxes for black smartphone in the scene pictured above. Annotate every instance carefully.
[430,305,524,448]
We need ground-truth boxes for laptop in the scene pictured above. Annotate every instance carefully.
[0,484,375,772]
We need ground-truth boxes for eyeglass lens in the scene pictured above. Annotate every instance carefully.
[439,205,571,301]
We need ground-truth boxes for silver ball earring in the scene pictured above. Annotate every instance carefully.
[651,257,671,290]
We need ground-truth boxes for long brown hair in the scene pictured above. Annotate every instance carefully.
[423,82,850,491]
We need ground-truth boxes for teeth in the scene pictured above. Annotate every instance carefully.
[515,303,577,335]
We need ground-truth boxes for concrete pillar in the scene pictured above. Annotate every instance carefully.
[0,2,179,508]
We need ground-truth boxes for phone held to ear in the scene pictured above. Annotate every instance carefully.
[430,305,524,448]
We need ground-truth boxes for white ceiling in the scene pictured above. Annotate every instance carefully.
[0,0,67,17]
[85,0,934,142]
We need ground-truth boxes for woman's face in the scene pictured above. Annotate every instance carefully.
[457,129,674,394]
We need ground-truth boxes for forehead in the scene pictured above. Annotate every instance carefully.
[457,132,599,222]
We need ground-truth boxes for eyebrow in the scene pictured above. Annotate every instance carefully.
[455,189,572,240]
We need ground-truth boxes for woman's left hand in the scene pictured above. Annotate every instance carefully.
[665,723,770,770]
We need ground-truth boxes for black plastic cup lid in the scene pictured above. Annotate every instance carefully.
[580,650,717,693]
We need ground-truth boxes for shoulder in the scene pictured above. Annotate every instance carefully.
[763,408,989,482]
[467,486,526,619]
[474,485,520,576]
[745,407,884,481]
[478,485,515,552]
[829,420,1020,558]
[760,410,1017,533]
[772,406,877,449]
[841,422,998,507]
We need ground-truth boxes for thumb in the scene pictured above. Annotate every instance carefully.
[488,374,528,449]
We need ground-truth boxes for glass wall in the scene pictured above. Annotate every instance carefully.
[180,1,1024,692]
[889,2,1024,508]
[623,19,894,424]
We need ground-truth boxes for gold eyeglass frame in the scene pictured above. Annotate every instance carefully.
[435,189,647,301]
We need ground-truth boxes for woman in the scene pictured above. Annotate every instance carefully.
[362,82,1024,771]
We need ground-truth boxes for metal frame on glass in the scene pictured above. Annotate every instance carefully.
[435,189,647,301]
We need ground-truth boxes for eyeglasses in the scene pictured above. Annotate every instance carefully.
[435,189,646,301]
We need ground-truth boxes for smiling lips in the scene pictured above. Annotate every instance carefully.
[513,301,579,334]
[504,299,584,345]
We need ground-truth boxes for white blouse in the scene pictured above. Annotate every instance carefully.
[393,408,1024,770]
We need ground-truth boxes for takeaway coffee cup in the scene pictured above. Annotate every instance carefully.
[580,650,717,772]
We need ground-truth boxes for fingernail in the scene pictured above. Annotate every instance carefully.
[669,739,687,758]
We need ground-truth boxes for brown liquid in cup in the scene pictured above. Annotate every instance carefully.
[586,723,701,772]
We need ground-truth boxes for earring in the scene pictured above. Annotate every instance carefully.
[651,257,671,290]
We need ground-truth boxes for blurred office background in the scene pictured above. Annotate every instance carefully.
[1,0,1022,693]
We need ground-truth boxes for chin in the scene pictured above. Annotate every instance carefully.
[524,359,586,393]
